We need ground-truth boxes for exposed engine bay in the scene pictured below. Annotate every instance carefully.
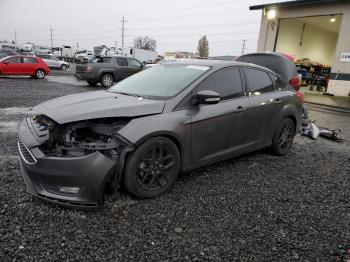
[34,115,129,157]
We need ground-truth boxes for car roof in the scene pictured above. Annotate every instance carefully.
[167,59,276,75]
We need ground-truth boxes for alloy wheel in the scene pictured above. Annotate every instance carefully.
[102,75,113,87]
[136,145,175,191]
[36,70,45,79]
[277,121,294,151]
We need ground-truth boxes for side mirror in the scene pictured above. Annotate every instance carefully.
[194,90,221,105]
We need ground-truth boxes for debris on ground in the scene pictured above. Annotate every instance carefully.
[319,128,344,142]
[300,105,343,142]
[301,122,320,140]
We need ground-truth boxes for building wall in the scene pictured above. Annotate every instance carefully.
[256,2,350,96]
[275,19,338,65]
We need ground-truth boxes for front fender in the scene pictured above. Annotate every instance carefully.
[117,110,191,169]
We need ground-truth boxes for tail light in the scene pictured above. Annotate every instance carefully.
[295,91,304,103]
[290,75,300,91]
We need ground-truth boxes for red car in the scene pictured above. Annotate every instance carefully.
[0,55,49,79]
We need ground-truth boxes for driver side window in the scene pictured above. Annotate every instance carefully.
[195,67,244,101]
[7,57,21,64]
[128,59,142,68]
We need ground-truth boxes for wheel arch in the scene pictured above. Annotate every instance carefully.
[99,71,114,81]
[134,131,184,161]
[278,104,301,133]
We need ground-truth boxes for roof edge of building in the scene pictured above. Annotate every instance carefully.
[249,0,343,10]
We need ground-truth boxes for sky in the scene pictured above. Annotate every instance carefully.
[0,0,277,56]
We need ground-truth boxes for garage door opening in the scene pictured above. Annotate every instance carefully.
[275,15,342,93]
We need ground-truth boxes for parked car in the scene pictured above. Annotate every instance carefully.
[0,55,49,79]
[17,53,302,209]
[37,54,70,70]
[75,56,144,88]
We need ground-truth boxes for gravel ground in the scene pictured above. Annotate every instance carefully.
[0,76,349,261]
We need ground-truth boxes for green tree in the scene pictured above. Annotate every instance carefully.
[197,35,209,58]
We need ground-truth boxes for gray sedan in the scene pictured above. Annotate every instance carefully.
[17,54,302,209]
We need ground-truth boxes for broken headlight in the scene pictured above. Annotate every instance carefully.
[39,118,129,157]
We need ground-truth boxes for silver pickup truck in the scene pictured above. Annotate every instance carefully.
[75,56,144,88]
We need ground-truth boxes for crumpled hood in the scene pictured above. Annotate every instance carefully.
[33,91,165,124]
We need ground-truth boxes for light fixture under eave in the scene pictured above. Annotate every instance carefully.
[267,9,277,20]
[330,15,336,22]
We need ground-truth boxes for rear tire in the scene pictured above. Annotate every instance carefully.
[35,69,46,79]
[123,137,181,198]
[271,118,296,155]
[60,64,67,70]
[100,73,114,88]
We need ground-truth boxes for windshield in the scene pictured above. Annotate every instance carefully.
[108,64,210,99]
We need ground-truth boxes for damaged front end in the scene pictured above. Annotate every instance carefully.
[17,114,134,209]
[37,115,130,158]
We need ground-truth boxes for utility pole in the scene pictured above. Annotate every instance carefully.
[14,30,17,52]
[121,15,126,48]
[241,40,246,55]
[50,26,53,48]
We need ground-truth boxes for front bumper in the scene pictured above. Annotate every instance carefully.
[17,118,124,210]
[19,149,117,210]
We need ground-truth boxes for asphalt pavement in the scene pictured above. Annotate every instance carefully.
[0,74,349,261]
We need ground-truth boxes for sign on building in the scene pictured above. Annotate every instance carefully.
[340,53,350,62]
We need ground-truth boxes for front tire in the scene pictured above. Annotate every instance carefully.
[123,137,181,198]
[100,73,114,88]
[271,118,296,155]
[35,69,46,79]
[60,64,67,70]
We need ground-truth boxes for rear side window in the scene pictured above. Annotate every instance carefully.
[117,57,128,66]
[23,57,36,64]
[195,67,244,101]
[244,68,275,95]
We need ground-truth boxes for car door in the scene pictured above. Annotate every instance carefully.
[127,58,143,76]
[52,57,61,68]
[115,57,129,80]
[22,57,37,74]
[190,67,251,164]
[242,67,281,145]
[2,56,22,74]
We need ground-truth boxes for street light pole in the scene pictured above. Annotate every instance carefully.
[241,39,247,55]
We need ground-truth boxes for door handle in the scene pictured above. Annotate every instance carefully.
[269,98,282,104]
[234,106,246,113]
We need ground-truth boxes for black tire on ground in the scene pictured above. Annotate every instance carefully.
[34,69,46,79]
[100,73,114,88]
[271,117,296,156]
[60,64,67,70]
[123,137,181,198]
[87,81,98,86]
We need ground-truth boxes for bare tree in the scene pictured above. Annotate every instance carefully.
[133,36,157,51]
[197,35,209,58]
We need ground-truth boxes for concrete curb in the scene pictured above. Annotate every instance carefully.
[304,101,350,114]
